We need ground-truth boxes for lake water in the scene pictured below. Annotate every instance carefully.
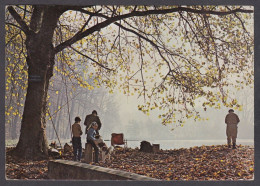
[124,139,254,150]
[6,139,254,150]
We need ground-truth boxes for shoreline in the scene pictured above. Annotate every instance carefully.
[5,138,254,149]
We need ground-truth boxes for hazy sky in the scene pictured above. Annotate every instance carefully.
[95,85,254,142]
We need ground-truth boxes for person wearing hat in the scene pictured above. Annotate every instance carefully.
[87,122,99,163]
[225,109,240,149]
[84,110,102,135]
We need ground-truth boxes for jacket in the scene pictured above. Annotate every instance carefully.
[84,114,102,134]
[87,128,97,141]
[225,112,240,125]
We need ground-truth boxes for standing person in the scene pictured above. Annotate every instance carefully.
[84,110,102,135]
[87,122,99,163]
[225,109,240,149]
[72,117,83,161]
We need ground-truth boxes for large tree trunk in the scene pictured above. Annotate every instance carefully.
[14,38,55,159]
[11,6,65,159]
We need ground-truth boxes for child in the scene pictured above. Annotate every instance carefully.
[87,122,99,163]
[72,117,83,161]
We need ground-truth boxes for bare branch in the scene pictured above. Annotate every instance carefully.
[69,46,113,71]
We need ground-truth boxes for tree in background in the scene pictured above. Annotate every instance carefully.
[5,5,253,159]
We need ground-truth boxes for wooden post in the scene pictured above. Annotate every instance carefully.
[152,144,160,153]
[84,143,93,163]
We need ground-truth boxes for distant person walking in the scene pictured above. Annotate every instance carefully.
[87,122,99,163]
[84,110,102,135]
[225,109,240,149]
[72,117,83,161]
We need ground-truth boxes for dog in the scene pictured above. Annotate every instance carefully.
[95,135,114,162]
[101,145,114,162]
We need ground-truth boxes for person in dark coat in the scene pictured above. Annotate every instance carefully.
[84,110,102,135]
[225,109,240,149]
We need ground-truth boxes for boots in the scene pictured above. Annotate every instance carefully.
[232,143,236,149]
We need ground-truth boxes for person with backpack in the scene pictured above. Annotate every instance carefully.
[87,122,100,163]
[84,110,102,135]
[72,116,83,161]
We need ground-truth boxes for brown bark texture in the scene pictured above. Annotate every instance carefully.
[11,6,64,159]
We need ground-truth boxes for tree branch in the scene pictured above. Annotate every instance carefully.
[69,46,113,71]
[138,37,146,101]
[15,5,33,14]
[54,6,253,54]
[7,6,31,35]
[5,22,23,31]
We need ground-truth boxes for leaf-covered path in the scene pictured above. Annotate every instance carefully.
[6,145,254,180]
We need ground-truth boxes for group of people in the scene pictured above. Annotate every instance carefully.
[70,109,240,163]
[71,110,102,163]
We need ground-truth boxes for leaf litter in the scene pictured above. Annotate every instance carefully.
[6,144,254,180]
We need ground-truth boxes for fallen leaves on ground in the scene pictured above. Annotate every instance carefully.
[5,147,74,180]
[6,145,254,180]
[6,148,48,179]
[97,145,254,180]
